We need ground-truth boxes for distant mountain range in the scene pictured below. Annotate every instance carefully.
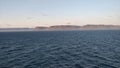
[35,25,120,31]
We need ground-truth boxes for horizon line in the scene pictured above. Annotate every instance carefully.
[0,24,120,28]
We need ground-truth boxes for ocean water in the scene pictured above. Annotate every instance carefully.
[0,30,120,68]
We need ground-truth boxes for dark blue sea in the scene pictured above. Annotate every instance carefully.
[0,30,120,68]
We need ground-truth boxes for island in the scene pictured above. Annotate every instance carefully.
[1,24,120,32]
[35,24,120,31]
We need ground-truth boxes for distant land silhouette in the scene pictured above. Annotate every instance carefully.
[0,24,120,32]
[35,24,120,31]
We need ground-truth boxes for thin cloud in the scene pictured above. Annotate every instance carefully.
[41,13,48,16]
[6,24,11,26]
[27,17,33,20]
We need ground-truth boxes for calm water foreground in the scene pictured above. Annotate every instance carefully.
[0,30,120,68]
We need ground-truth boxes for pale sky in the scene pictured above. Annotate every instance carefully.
[0,0,120,28]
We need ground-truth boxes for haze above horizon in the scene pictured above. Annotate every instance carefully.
[0,0,120,28]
